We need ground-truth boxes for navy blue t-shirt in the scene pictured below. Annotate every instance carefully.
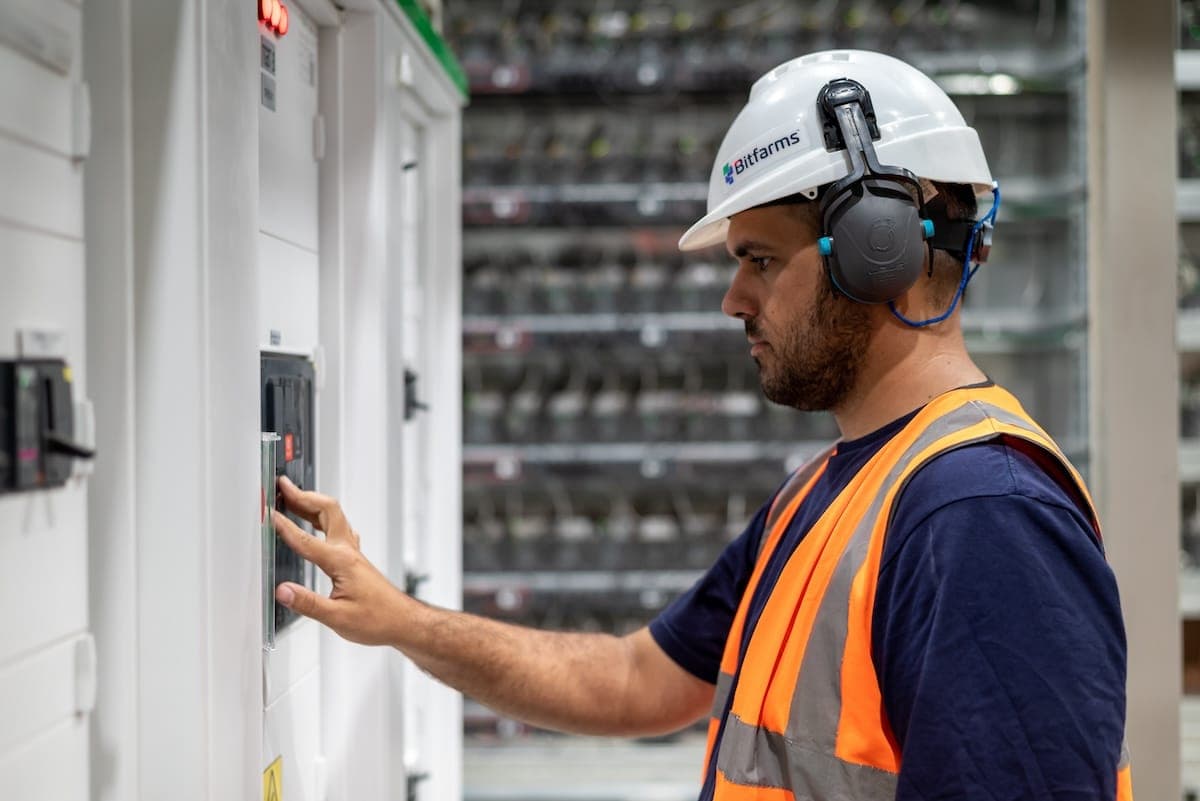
[650,405,1127,801]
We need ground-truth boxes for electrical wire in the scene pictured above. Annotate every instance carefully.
[889,181,1001,328]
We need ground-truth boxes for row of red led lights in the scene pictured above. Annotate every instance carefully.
[259,0,290,36]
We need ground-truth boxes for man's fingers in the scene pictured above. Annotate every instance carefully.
[276,476,353,542]
[273,510,337,572]
[275,582,337,625]
[275,475,326,525]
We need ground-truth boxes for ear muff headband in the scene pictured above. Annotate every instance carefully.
[890,181,1001,328]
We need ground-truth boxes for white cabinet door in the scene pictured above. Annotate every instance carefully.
[379,11,464,800]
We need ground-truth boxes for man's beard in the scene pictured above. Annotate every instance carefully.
[748,275,873,412]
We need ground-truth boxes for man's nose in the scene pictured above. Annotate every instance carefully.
[721,265,759,320]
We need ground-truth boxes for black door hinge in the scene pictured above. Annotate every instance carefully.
[406,770,429,801]
[404,369,429,421]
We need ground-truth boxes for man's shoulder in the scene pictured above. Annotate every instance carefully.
[897,436,1083,517]
[880,437,1096,562]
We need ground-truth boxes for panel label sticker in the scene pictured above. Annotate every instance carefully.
[261,36,276,75]
[263,756,282,801]
[261,72,276,111]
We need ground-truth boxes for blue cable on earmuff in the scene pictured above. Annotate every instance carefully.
[888,181,1001,328]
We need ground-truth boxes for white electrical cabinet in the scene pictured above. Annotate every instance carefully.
[260,4,323,800]
[261,3,465,798]
[321,8,465,799]
[0,1,94,799]
[0,1,464,799]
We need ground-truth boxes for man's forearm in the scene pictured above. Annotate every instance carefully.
[395,596,646,736]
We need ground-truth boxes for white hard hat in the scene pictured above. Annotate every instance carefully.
[678,50,993,252]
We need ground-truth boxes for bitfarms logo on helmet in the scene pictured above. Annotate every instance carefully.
[723,130,803,186]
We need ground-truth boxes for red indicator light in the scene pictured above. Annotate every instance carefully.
[256,0,288,37]
[284,433,294,462]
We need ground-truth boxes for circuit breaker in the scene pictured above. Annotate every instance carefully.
[261,353,316,633]
[0,359,92,493]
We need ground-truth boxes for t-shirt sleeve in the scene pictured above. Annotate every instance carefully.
[874,445,1127,800]
[648,501,769,684]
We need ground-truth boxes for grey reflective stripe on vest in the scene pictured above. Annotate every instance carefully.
[789,403,999,749]
[763,443,839,547]
[711,670,735,720]
[1119,742,1131,771]
[719,713,899,798]
[967,401,1049,439]
[966,401,1097,524]
[718,398,1071,795]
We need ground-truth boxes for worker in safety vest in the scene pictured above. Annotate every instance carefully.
[273,50,1131,800]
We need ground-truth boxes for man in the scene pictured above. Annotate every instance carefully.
[272,50,1131,799]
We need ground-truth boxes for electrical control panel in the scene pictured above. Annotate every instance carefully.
[0,359,91,493]
[261,353,316,633]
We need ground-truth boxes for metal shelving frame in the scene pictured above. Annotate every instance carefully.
[1183,12,1200,797]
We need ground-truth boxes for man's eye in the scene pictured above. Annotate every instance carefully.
[751,256,771,271]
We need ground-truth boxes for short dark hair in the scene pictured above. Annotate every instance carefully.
[921,180,979,306]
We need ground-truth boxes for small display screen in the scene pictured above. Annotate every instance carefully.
[261,353,316,633]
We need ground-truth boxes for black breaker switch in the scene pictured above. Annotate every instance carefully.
[0,359,94,494]
[261,354,317,632]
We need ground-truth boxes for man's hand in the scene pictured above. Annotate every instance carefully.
[273,475,407,646]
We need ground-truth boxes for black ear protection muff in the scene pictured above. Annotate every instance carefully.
[815,78,934,304]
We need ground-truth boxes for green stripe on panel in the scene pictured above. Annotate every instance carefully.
[394,0,468,99]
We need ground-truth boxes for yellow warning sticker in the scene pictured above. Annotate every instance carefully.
[263,756,282,801]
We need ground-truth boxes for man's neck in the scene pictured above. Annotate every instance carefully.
[832,334,987,441]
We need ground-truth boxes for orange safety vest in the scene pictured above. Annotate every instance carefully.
[703,385,1132,800]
